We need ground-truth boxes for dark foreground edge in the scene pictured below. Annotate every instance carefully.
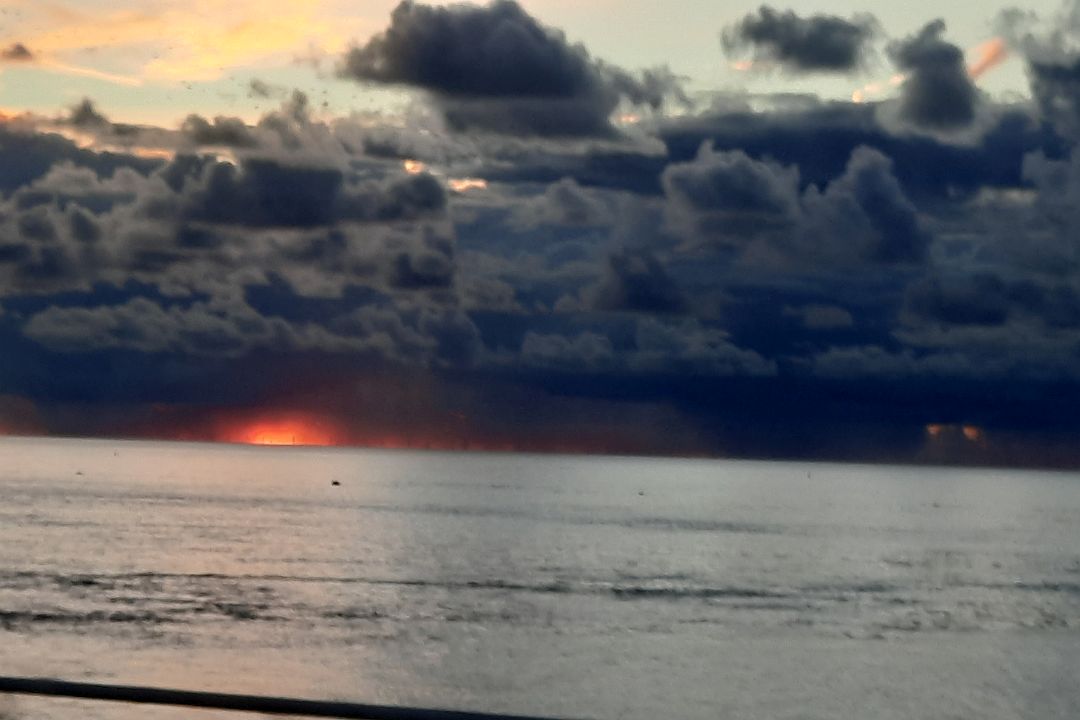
[0,676,590,720]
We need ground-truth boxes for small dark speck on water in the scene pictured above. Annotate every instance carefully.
[75,471,84,476]
[638,491,645,496]
[331,480,341,487]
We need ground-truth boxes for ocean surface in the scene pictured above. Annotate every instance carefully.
[1,436,1079,720]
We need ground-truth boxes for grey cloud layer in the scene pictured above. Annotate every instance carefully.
[661,143,930,266]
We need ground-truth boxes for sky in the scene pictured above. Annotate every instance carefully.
[1,0,1080,466]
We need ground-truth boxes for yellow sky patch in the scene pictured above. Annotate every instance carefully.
[6,0,373,83]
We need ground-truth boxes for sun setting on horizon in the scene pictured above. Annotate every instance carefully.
[218,415,342,447]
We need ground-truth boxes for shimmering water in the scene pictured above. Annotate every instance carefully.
[1,436,1079,719]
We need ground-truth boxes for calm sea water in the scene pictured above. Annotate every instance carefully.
[1,436,1079,720]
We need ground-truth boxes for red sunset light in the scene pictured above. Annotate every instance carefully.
[219,415,341,447]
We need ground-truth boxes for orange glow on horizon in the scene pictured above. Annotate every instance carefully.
[218,414,342,447]
[403,159,427,174]
[962,425,984,443]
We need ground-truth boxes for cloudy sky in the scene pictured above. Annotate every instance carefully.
[1,0,1080,466]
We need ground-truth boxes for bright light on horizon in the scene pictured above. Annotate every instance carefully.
[218,415,342,447]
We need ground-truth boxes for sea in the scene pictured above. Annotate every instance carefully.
[1,436,1079,720]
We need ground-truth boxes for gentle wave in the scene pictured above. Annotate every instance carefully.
[4,569,1080,639]
[6,569,1080,599]
[258,502,788,535]
[0,608,177,627]
[0,569,894,601]
[0,601,285,628]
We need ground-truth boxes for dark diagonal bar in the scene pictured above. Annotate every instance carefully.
[0,676,588,720]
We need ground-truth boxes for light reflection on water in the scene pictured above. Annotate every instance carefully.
[1,436,1079,720]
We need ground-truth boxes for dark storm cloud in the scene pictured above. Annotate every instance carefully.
[0,163,150,293]
[342,0,601,96]
[22,297,284,356]
[1028,58,1080,138]
[1,43,33,62]
[180,115,257,148]
[158,155,447,228]
[998,1,1080,138]
[1,212,112,295]
[590,250,687,314]
[517,317,774,377]
[910,146,1080,330]
[914,147,1080,324]
[20,294,482,367]
[802,145,931,264]
[510,177,612,229]
[250,91,341,153]
[721,6,878,73]
[387,229,456,290]
[661,142,931,266]
[904,273,1011,326]
[1008,0,1080,139]
[6,29,1080,468]
[519,329,614,370]
[0,138,459,305]
[660,103,1066,201]
[903,270,1080,331]
[479,148,670,195]
[0,130,490,411]
[340,0,684,136]
[630,318,776,376]
[889,20,980,131]
[1012,149,1080,275]
[661,144,800,247]
[609,66,690,109]
[172,159,345,227]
